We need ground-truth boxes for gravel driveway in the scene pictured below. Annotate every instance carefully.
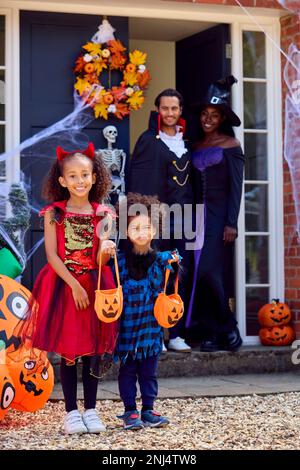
[1,393,300,450]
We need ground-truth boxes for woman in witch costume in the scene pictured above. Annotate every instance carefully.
[186,76,244,352]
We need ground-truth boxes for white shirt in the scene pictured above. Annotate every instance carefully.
[159,127,188,159]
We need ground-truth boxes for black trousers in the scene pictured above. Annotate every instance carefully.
[60,356,99,412]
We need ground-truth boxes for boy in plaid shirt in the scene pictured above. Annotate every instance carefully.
[101,193,179,430]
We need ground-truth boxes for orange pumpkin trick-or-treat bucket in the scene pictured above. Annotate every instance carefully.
[154,262,184,329]
[94,252,123,323]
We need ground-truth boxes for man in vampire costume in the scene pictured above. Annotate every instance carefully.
[128,88,192,352]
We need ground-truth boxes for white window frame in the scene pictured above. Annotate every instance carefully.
[3,1,284,343]
[0,7,20,190]
[232,21,284,344]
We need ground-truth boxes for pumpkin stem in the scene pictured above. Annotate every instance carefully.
[271,298,280,304]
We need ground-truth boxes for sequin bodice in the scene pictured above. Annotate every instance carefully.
[64,214,95,275]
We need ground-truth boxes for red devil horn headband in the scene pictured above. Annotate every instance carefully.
[56,142,95,161]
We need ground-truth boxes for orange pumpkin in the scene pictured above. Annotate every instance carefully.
[125,63,136,73]
[84,63,95,74]
[0,275,31,350]
[0,350,15,421]
[94,254,123,323]
[259,325,295,346]
[6,346,54,412]
[258,299,292,327]
[103,93,114,105]
[154,268,184,329]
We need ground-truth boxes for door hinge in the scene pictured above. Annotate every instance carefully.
[226,43,232,59]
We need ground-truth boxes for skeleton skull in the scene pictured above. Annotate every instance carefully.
[103,125,118,144]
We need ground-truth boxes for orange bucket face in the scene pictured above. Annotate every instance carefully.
[154,292,184,328]
[94,287,123,323]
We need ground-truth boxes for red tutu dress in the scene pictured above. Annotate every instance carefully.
[18,200,118,371]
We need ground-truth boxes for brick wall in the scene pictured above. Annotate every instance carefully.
[281,13,300,337]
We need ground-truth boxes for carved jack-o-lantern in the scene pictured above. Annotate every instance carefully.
[0,350,15,421]
[95,254,123,323]
[154,269,184,329]
[259,325,295,346]
[6,347,54,412]
[258,299,292,327]
[0,275,31,351]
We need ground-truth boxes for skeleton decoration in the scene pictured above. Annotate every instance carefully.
[95,126,126,204]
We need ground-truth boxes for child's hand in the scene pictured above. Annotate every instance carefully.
[169,251,180,264]
[71,282,90,310]
[101,240,116,256]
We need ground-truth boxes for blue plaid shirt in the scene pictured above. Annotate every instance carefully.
[113,251,174,363]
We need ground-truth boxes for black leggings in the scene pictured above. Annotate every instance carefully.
[60,356,99,412]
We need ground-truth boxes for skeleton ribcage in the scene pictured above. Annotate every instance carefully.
[98,150,122,173]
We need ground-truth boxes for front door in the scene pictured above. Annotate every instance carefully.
[176,24,231,141]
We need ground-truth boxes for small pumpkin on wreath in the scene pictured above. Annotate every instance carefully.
[74,19,150,120]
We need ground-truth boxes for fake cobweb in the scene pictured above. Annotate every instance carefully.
[0,90,99,272]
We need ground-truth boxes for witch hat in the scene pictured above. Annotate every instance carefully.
[193,75,241,127]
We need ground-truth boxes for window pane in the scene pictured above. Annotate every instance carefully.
[246,287,269,336]
[0,124,4,152]
[0,16,4,66]
[245,184,268,232]
[0,70,4,120]
[246,236,269,284]
[244,133,268,180]
[243,31,266,79]
[244,82,267,129]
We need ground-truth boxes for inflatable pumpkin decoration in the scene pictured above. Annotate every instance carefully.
[0,350,15,420]
[259,325,295,346]
[6,346,54,412]
[258,299,291,327]
[0,275,31,350]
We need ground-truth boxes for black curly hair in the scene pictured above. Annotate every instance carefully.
[42,152,111,202]
[115,192,165,238]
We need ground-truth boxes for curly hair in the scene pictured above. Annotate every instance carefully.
[42,152,111,202]
[115,192,165,238]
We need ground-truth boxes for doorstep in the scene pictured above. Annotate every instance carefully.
[50,345,300,383]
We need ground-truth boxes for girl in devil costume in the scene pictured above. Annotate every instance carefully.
[17,142,118,435]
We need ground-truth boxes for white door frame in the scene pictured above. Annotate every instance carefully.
[2,1,284,342]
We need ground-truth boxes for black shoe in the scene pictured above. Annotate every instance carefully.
[219,327,243,352]
[200,338,219,352]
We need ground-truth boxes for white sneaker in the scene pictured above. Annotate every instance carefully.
[64,410,88,435]
[82,408,106,433]
[162,342,167,353]
[168,337,191,352]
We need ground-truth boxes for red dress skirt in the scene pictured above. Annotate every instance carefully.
[18,201,118,370]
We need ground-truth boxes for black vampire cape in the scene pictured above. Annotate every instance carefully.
[128,111,192,206]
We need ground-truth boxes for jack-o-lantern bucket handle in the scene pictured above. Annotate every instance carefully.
[163,260,179,295]
[97,251,120,290]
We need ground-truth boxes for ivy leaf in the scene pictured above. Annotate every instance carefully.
[83,42,102,56]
